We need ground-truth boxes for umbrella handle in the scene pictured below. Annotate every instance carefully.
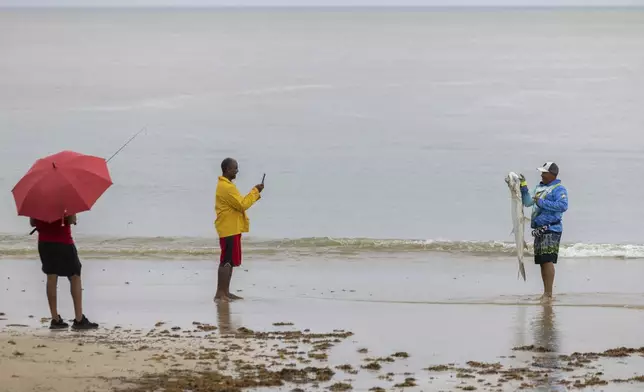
[29,228,37,235]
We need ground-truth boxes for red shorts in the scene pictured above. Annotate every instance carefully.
[219,234,242,267]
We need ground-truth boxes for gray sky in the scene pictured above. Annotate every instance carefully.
[1,0,644,7]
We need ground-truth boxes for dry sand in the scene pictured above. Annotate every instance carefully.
[1,331,164,392]
[0,317,356,392]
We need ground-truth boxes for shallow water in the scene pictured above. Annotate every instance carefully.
[2,256,643,341]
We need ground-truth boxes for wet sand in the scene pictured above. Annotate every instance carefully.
[2,255,644,391]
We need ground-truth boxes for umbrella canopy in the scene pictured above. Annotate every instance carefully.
[11,150,113,222]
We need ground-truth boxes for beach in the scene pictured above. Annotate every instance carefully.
[2,6,644,391]
[2,251,644,391]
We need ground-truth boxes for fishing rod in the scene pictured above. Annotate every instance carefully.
[106,126,147,163]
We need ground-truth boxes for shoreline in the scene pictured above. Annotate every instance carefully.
[3,233,644,260]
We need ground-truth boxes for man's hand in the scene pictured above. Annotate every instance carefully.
[64,214,77,225]
[519,174,527,187]
[255,184,264,193]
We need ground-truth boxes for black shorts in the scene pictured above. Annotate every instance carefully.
[533,231,562,265]
[38,242,82,277]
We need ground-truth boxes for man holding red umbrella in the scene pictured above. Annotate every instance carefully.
[12,150,112,330]
[30,215,99,330]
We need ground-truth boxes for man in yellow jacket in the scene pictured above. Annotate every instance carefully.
[214,158,264,302]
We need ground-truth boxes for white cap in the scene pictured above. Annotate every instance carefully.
[537,162,559,175]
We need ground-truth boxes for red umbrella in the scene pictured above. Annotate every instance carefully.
[11,150,113,223]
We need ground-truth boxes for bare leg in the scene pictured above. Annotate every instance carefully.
[540,262,555,302]
[68,275,98,329]
[46,275,59,319]
[228,267,243,300]
[70,275,83,321]
[214,264,231,302]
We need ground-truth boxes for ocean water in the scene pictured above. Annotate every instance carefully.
[1,8,644,258]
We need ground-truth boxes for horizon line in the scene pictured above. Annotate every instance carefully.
[1,4,643,9]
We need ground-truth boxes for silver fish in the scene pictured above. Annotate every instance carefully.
[505,171,529,281]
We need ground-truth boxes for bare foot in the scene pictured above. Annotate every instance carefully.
[228,293,243,300]
[214,293,230,302]
[540,294,553,304]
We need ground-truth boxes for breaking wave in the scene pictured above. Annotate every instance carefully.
[1,235,643,260]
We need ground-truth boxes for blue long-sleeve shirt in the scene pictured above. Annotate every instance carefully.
[520,179,568,232]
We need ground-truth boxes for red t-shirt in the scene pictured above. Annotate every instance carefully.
[35,219,74,244]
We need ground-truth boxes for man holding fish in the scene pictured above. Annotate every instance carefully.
[520,162,569,302]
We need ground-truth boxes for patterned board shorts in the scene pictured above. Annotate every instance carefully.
[533,231,562,265]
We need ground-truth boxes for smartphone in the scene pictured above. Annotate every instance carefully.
[261,173,266,185]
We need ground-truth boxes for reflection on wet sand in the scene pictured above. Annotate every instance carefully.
[216,301,237,334]
[534,304,558,351]
[531,304,565,390]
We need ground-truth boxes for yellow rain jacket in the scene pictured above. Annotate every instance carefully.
[215,176,261,238]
